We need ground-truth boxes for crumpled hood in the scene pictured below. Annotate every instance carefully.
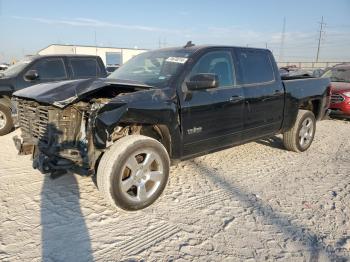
[13,78,153,108]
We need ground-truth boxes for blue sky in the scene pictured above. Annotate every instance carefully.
[0,0,349,62]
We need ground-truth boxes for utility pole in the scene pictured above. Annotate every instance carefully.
[94,30,98,56]
[315,16,326,63]
[279,17,286,63]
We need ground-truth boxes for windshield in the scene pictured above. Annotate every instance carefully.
[108,50,192,88]
[322,67,350,83]
[0,57,33,78]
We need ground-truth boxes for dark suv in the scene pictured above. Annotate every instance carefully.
[0,55,107,135]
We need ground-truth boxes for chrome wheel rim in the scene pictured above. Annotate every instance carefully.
[119,149,164,203]
[0,111,6,130]
[299,117,314,148]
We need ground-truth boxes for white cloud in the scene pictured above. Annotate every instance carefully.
[11,16,181,33]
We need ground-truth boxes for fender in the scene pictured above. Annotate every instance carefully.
[92,87,182,158]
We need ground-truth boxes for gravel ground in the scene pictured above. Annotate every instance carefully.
[0,119,350,261]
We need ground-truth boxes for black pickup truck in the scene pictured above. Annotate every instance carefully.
[0,54,107,135]
[13,45,331,211]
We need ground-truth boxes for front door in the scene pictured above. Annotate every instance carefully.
[179,49,244,157]
[17,57,69,89]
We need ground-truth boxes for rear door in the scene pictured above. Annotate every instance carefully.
[235,48,284,140]
[179,49,244,157]
[68,57,105,79]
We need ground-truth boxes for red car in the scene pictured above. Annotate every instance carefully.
[322,63,350,116]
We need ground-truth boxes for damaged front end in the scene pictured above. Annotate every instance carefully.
[12,78,177,178]
[13,98,99,177]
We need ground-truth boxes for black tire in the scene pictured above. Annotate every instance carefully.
[0,104,13,136]
[97,135,170,211]
[283,110,316,152]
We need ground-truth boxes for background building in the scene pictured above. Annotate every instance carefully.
[38,44,147,66]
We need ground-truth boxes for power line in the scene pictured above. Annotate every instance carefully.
[315,16,326,62]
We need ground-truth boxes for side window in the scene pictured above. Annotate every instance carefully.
[189,51,235,87]
[70,58,101,78]
[30,58,67,80]
[237,49,275,84]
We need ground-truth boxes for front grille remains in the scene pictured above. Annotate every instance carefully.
[17,99,84,146]
[331,94,345,104]
[17,99,51,143]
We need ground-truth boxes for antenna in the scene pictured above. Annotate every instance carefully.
[315,16,326,63]
[279,17,286,62]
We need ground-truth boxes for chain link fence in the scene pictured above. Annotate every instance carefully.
[277,61,350,69]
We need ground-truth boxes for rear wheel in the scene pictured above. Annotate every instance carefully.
[97,135,170,211]
[283,110,316,152]
[0,105,13,136]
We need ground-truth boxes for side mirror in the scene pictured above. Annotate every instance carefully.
[24,70,39,81]
[186,73,219,91]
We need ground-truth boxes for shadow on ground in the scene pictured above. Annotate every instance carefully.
[189,160,348,261]
[256,136,285,150]
[41,174,93,261]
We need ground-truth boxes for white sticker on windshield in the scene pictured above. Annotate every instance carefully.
[166,57,188,64]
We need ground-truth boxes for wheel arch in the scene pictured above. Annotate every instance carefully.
[299,99,321,120]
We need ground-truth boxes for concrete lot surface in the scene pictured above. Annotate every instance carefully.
[0,119,350,261]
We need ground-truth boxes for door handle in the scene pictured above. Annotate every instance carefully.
[229,95,244,103]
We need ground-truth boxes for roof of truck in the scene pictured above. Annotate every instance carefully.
[154,44,269,54]
[28,54,101,59]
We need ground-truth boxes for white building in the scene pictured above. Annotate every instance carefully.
[38,44,147,66]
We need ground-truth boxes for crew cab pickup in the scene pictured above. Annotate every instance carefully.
[12,45,331,211]
[0,55,107,135]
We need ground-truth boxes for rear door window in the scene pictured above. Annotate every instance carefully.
[69,58,101,78]
[30,58,67,80]
[237,49,275,85]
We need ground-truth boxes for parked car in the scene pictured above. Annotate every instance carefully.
[13,45,331,211]
[322,63,350,116]
[0,64,9,71]
[0,54,107,135]
[106,65,120,75]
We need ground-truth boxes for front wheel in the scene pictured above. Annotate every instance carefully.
[283,110,316,152]
[0,104,13,136]
[97,135,170,211]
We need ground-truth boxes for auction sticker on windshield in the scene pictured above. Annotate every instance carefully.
[166,57,188,64]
